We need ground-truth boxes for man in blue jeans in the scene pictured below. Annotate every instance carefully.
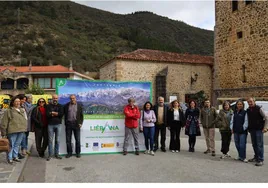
[247,97,268,166]
[46,94,64,161]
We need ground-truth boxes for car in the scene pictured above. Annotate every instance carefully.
[231,101,268,116]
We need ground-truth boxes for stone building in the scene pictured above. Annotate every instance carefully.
[214,0,268,103]
[100,49,213,104]
[0,64,93,96]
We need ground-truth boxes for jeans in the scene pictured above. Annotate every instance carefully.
[7,132,25,160]
[21,131,29,150]
[48,124,61,156]
[250,130,264,162]
[234,133,247,160]
[220,131,232,155]
[154,125,166,150]
[123,127,139,151]
[66,121,81,155]
[143,127,155,151]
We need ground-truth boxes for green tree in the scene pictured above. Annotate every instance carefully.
[25,83,45,95]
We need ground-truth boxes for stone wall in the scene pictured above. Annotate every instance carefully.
[214,1,268,99]
[100,60,212,103]
[99,60,116,81]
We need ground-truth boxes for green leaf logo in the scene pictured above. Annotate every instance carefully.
[57,79,66,87]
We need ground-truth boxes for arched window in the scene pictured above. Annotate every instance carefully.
[1,78,14,90]
[17,78,29,89]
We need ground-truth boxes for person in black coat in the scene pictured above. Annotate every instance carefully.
[64,94,84,158]
[167,100,185,152]
[185,100,201,152]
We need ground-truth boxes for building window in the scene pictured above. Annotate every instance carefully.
[237,31,243,39]
[245,0,253,5]
[1,78,14,90]
[34,78,53,89]
[155,76,166,102]
[242,65,246,83]
[232,0,238,11]
[52,78,56,88]
[17,78,29,89]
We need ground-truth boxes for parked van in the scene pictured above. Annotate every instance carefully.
[27,94,52,105]
[231,101,268,115]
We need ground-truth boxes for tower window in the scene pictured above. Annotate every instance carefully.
[237,31,243,39]
[242,65,246,83]
[232,0,238,11]
[245,0,253,5]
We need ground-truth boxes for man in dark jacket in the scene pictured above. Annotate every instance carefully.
[64,94,84,158]
[247,97,268,166]
[46,94,64,161]
[153,96,168,152]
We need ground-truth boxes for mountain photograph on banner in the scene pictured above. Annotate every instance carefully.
[56,79,152,115]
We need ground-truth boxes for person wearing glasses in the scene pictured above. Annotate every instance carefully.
[31,98,48,158]
[46,94,64,161]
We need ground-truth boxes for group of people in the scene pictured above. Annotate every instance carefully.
[123,97,268,167]
[0,94,83,164]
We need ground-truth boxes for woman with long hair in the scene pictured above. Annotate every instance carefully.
[167,100,185,153]
[230,100,248,163]
[31,98,48,158]
[140,101,156,156]
[185,100,201,152]
[0,96,27,164]
[215,101,233,159]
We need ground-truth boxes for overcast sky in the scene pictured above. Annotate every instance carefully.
[73,1,215,31]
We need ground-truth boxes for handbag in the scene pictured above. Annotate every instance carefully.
[0,137,10,152]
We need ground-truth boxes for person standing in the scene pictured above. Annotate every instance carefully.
[215,101,233,159]
[230,100,248,163]
[64,94,84,158]
[200,99,217,156]
[247,97,268,166]
[140,101,156,156]
[185,100,201,152]
[167,100,185,153]
[46,94,64,161]
[0,96,27,164]
[153,96,168,152]
[31,98,48,158]
[123,97,140,155]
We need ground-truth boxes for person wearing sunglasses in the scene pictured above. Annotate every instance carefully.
[31,98,48,158]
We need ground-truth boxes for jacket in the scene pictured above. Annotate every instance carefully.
[0,107,27,136]
[215,109,233,132]
[124,105,140,128]
[167,108,185,127]
[31,106,47,128]
[64,102,84,126]
[200,107,217,129]
[185,108,201,136]
[153,104,168,127]
[247,105,267,131]
[46,103,64,125]
[139,110,156,128]
[230,110,248,134]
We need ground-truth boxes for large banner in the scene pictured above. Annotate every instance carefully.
[56,79,152,154]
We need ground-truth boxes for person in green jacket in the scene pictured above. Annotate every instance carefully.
[200,99,217,156]
[215,101,233,159]
[0,96,27,164]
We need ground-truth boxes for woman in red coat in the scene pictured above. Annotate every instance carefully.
[123,97,141,155]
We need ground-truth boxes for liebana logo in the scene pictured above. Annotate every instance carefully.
[90,122,119,133]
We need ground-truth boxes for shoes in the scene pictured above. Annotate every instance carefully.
[255,161,263,166]
[220,154,226,159]
[161,148,166,152]
[175,150,179,153]
[123,151,127,155]
[144,150,148,154]
[192,148,195,152]
[76,154,81,158]
[13,158,21,162]
[150,150,154,156]
[153,148,158,152]
[7,159,13,165]
[249,158,258,162]
[211,151,216,156]
[204,150,211,154]
[39,153,45,158]
[47,156,51,161]
[18,153,25,159]
[171,150,175,153]
[55,155,62,159]
[135,150,139,155]
[21,149,27,155]
[226,153,231,158]
[242,159,248,163]
[66,154,72,158]
[235,157,241,161]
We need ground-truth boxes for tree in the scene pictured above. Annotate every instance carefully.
[25,83,45,95]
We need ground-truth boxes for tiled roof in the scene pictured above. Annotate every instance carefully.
[0,65,74,73]
[114,49,213,65]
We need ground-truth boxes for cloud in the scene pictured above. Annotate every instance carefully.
[74,1,215,30]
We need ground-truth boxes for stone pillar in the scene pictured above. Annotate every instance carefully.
[14,80,17,89]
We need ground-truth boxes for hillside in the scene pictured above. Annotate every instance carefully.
[0,1,214,72]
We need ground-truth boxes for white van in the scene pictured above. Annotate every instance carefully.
[231,101,268,115]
